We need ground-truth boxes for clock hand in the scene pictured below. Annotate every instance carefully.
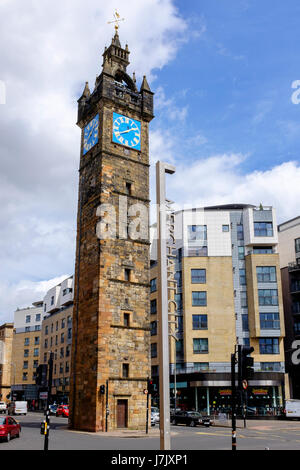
[119,128,138,135]
[87,123,96,141]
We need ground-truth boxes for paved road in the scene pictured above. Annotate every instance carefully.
[1,413,300,450]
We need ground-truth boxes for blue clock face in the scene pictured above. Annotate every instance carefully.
[112,112,141,151]
[83,114,99,155]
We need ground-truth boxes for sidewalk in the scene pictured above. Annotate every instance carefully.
[68,427,163,438]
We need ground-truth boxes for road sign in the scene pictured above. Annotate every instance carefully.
[242,379,248,390]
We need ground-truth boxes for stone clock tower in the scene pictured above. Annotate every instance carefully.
[69,30,154,431]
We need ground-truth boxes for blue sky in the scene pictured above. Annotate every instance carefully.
[0,0,300,320]
[152,0,300,173]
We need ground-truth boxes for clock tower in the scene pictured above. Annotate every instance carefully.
[70,30,154,431]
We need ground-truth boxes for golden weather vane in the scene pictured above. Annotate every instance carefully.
[108,10,125,32]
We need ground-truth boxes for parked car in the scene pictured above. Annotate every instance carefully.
[7,401,27,416]
[0,416,21,442]
[0,402,7,414]
[49,404,58,416]
[56,405,69,417]
[151,407,160,425]
[171,410,211,427]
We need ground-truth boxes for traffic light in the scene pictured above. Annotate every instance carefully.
[35,364,48,387]
[100,385,106,395]
[147,378,155,394]
[240,346,254,383]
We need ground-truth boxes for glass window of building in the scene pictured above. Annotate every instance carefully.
[258,289,278,306]
[192,314,208,330]
[51,296,54,305]
[188,225,207,241]
[24,349,29,357]
[239,269,246,285]
[193,338,209,354]
[150,278,157,293]
[238,246,245,260]
[260,313,280,330]
[35,314,41,322]
[261,362,281,372]
[254,222,273,237]
[253,246,273,254]
[243,338,250,347]
[22,373,28,381]
[33,360,38,369]
[175,271,182,287]
[150,299,157,315]
[25,326,30,332]
[259,338,279,354]
[61,318,65,329]
[240,291,248,308]
[242,314,249,331]
[35,325,41,331]
[222,225,229,232]
[151,343,157,358]
[192,291,207,306]
[34,336,39,345]
[256,266,277,283]
[295,238,300,253]
[151,321,157,336]
[24,338,29,346]
[294,321,300,334]
[23,361,28,369]
[61,333,65,343]
[237,224,244,240]
[45,325,48,335]
[191,269,206,284]
[26,315,31,323]
[194,362,209,372]
[177,316,184,332]
[175,293,183,310]
[176,339,184,357]
[34,348,39,357]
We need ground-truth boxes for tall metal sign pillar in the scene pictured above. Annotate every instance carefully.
[156,161,176,451]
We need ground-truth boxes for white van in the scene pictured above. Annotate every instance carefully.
[8,401,27,415]
[285,399,300,419]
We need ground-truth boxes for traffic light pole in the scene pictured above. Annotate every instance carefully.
[231,351,237,452]
[44,352,53,451]
[146,379,150,435]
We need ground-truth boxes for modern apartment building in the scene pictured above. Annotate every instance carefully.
[150,204,287,416]
[11,302,44,401]
[0,323,14,403]
[40,276,73,403]
[278,216,300,398]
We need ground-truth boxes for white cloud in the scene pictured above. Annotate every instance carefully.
[164,154,300,224]
[0,275,70,324]
[0,0,188,322]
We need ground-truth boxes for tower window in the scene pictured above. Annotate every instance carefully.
[125,182,132,195]
[122,363,129,378]
[124,269,131,282]
[124,313,130,327]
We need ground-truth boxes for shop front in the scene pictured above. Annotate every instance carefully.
[189,378,284,417]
